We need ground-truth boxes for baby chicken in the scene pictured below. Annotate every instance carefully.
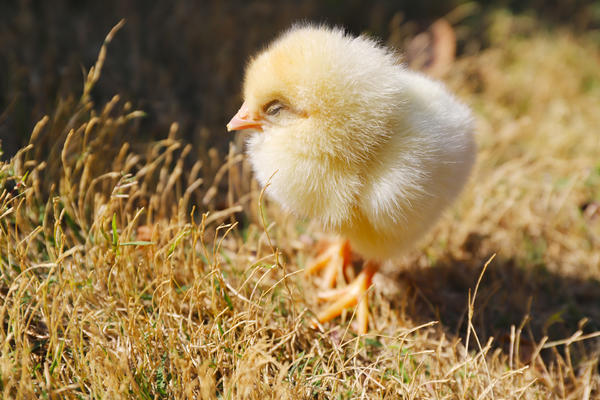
[227,25,475,333]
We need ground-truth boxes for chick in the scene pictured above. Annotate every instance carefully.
[227,25,475,333]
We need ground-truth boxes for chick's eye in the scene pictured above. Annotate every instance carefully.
[264,100,285,116]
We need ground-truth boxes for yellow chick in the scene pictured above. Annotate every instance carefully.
[227,25,475,333]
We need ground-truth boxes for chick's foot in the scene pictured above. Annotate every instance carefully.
[305,238,352,288]
[316,261,379,334]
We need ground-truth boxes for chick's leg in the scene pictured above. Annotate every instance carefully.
[305,238,352,288]
[317,260,379,334]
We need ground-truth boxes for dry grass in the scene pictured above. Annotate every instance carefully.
[1,14,599,399]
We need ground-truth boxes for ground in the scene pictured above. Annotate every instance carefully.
[1,11,599,399]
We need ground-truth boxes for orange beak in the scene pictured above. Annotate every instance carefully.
[226,101,263,132]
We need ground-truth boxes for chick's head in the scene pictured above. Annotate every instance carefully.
[228,25,402,163]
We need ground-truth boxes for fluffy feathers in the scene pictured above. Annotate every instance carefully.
[231,24,475,260]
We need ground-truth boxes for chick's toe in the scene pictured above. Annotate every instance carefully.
[305,238,352,288]
[316,260,379,335]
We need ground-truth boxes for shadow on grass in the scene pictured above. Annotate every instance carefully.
[388,238,600,363]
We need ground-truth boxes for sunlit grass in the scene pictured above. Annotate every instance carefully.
[1,14,599,399]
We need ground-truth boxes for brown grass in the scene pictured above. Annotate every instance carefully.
[1,13,599,399]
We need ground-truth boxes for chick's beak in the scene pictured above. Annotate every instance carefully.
[226,101,263,132]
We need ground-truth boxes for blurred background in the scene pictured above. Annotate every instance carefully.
[0,0,598,160]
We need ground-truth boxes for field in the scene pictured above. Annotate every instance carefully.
[1,10,600,399]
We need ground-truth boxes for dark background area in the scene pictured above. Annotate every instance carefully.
[1,0,598,160]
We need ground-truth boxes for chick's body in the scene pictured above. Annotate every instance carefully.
[243,26,475,260]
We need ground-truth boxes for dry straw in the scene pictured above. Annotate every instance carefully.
[1,14,599,399]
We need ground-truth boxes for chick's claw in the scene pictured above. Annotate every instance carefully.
[316,261,379,335]
[304,239,352,288]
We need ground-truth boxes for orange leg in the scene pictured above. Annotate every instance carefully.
[316,260,379,334]
[304,238,352,288]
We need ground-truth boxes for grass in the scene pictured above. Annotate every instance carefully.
[1,13,599,399]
